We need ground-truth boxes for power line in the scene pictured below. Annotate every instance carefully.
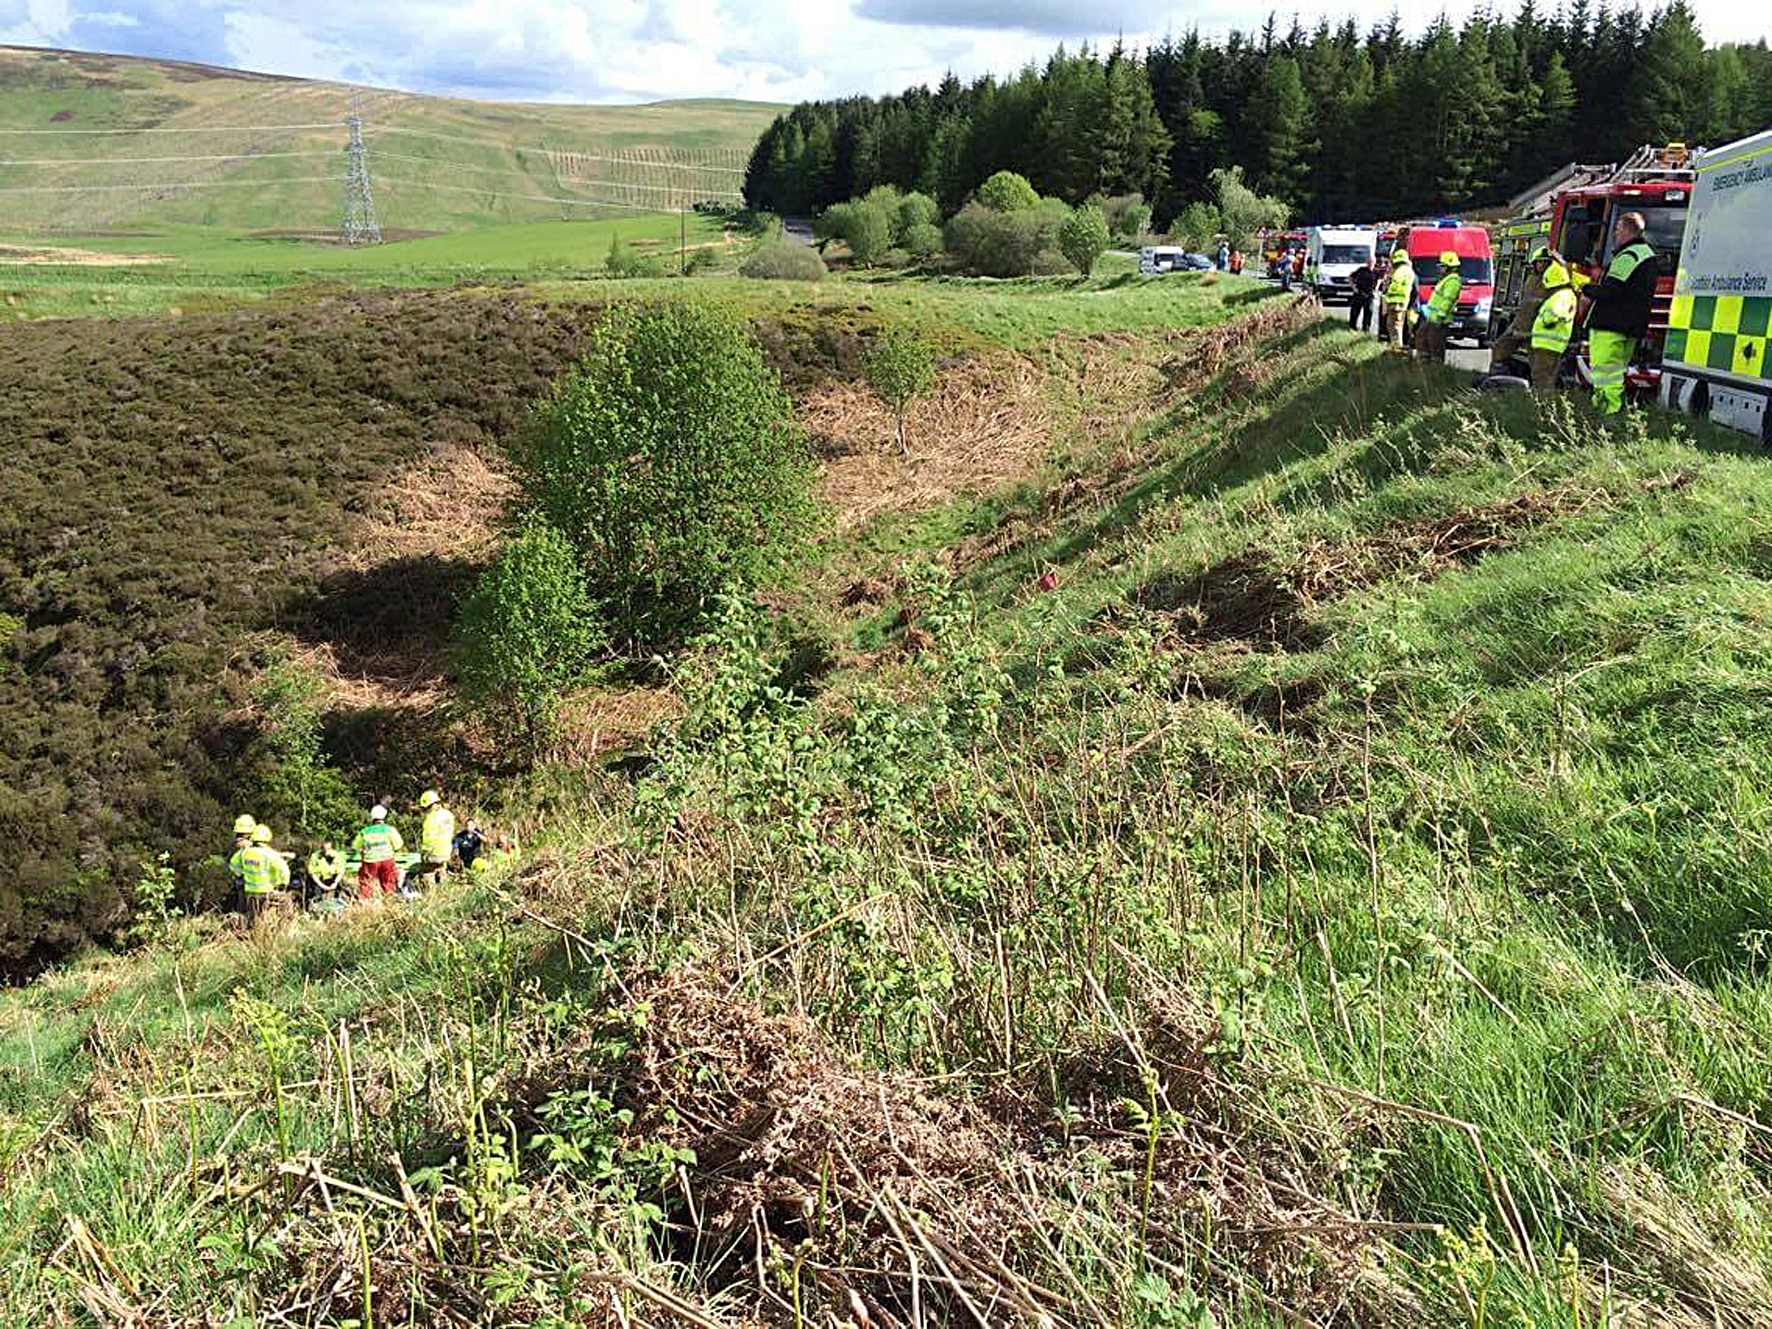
[342,94,380,245]
[0,176,341,195]
[372,175,673,214]
[0,122,342,135]
[365,124,747,174]
[0,151,339,166]
[371,150,741,198]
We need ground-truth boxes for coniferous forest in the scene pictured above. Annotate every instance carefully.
[743,0,1772,226]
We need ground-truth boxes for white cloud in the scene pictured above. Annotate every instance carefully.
[5,0,1767,104]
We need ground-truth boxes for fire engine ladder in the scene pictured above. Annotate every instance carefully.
[1613,143,1699,185]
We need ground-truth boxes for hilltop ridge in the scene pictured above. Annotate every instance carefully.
[0,45,781,231]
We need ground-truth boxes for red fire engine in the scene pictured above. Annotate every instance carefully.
[1491,144,1697,398]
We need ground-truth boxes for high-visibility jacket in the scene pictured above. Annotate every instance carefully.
[421,805,456,863]
[1531,286,1578,354]
[307,848,347,885]
[1383,262,1415,307]
[353,821,403,863]
[230,845,290,895]
[1424,273,1462,325]
[1586,239,1657,338]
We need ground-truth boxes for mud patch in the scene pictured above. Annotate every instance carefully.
[0,244,168,266]
[1135,552,1326,651]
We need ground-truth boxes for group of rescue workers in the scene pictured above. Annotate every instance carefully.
[1371,210,1660,415]
[226,791,518,921]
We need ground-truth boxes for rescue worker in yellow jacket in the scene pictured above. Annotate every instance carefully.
[1489,245,1555,372]
[227,812,256,896]
[411,789,456,893]
[1578,211,1658,415]
[1529,261,1578,393]
[1415,251,1462,365]
[230,823,290,920]
[1382,250,1415,353]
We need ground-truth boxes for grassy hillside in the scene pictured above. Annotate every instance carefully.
[6,277,1772,1325]
[0,45,778,232]
[0,268,1257,975]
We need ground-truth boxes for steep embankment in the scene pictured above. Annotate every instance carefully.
[8,294,1772,1325]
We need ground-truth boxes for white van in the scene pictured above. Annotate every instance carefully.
[1660,126,1772,442]
[1139,246,1187,275]
[1304,226,1378,304]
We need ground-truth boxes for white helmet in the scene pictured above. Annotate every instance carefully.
[370,804,388,821]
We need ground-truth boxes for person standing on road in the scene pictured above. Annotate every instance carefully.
[353,804,403,901]
[1349,258,1377,333]
[1415,250,1463,365]
[1487,245,1555,375]
[1528,260,1578,392]
[1217,239,1230,271]
[1578,211,1658,416]
[1383,250,1415,353]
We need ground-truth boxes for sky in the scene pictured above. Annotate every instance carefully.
[0,0,1765,105]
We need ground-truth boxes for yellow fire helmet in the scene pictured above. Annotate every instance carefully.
[252,823,274,844]
[419,789,440,809]
[1543,261,1571,290]
[1392,249,1412,264]
[1529,245,1550,264]
[1439,250,1459,268]
[233,813,257,835]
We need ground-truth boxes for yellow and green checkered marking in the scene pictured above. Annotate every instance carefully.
[1666,294,1772,381]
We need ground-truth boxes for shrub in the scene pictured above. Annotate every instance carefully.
[896,191,940,236]
[1173,201,1222,252]
[1059,204,1111,275]
[813,201,854,249]
[740,242,826,281]
[510,302,818,644]
[1098,193,1153,243]
[453,517,604,749]
[1210,166,1289,252]
[1030,249,1072,277]
[842,201,894,265]
[902,222,943,259]
[865,327,938,453]
[976,170,1039,213]
[684,247,718,274]
[604,236,667,279]
[945,199,1068,277]
[878,248,913,269]
[250,655,357,838]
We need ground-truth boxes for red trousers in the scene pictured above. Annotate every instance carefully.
[358,858,399,899]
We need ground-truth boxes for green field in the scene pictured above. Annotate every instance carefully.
[0,45,779,233]
[5,251,1772,1326]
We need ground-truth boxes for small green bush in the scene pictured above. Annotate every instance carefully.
[604,236,667,279]
[976,170,1039,213]
[1059,204,1111,275]
[865,327,938,453]
[842,201,894,264]
[1030,248,1072,277]
[453,517,604,748]
[896,191,940,235]
[684,247,719,274]
[945,198,1068,277]
[902,222,943,259]
[511,302,818,644]
[740,242,826,281]
[1097,193,1153,243]
[878,248,913,269]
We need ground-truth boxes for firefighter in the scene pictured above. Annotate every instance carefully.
[1578,211,1658,416]
[1382,250,1414,353]
[1487,245,1555,374]
[1528,260,1578,392]
[1415,250,1463,365]
[230,823,290,921]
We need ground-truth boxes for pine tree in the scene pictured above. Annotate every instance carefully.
[1244,55,1308,208]
[1629,1,1708,146]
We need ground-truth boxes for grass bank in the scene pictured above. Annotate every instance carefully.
[7,297,1772,1326]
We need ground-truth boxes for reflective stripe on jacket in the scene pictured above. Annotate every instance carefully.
[1384,264,1414,307]
[232,845,289,894]
[354,823,403,863]
[1425,274,1462,324]
[422,806,456,862]
[1531,287,1578,354]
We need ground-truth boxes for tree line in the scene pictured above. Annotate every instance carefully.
[743,1,1772,227]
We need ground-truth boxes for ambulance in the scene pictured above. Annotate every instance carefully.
[1660,127,1772,442]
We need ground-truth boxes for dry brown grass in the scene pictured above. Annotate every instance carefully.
[806,354,1057,531]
